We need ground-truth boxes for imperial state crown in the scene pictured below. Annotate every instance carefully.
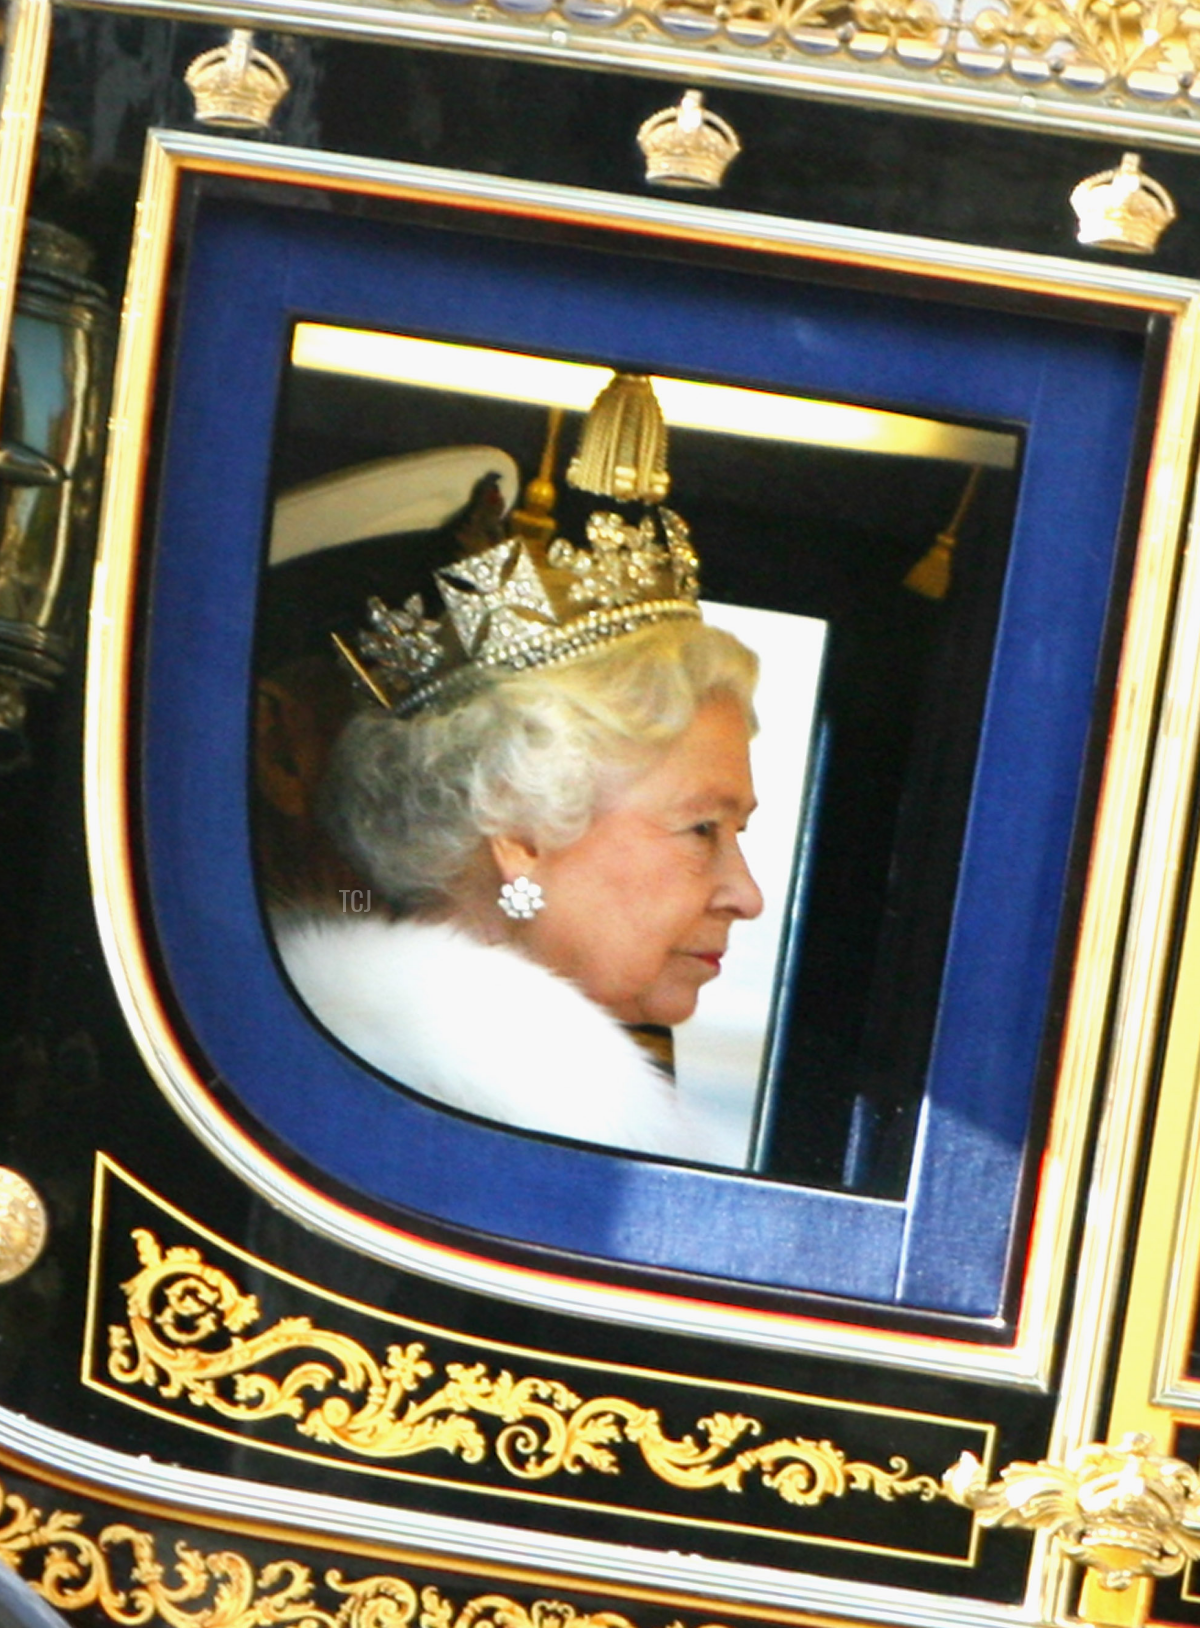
[340,373,702,718]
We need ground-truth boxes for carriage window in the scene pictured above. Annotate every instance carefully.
[137,181,1143,1314]
[254,326,1020,1195]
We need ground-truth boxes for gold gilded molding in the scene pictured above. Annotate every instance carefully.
[107,1228,942,1512]
[0,0,52,408]
[47,0,1200,147]
[81,1159,990,1564]
[945,1431,1200,1590]
[336,0,1200,119]
[0,1474,721,1628]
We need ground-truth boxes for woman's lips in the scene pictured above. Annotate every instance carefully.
[690,951,723,971]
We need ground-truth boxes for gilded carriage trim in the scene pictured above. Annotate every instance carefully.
[0,1168,48,1284]
[106,1227,943,1511]
[81,1160,987,1564]
[319,0,1200,121]
[57,0,1200,147]
[0,1476,727,1628]
[946,1432,1200,1591]
[86,1156,997,1435]
[0,1423,1016,1628]
[1174,1546,1200,1602]
[0,0,52,408]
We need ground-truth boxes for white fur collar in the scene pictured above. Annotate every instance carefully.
[274,914,714,1160]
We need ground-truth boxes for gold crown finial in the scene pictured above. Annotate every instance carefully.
[343,376,701,718]
[637,90,741,191]
[511,407,566,545]
[1070,153,1177,255]
[184,29,290,131]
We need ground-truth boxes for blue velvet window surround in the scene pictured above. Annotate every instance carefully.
[141,191,1144,1320]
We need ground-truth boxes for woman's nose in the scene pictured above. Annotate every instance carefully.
[719,839,764,920]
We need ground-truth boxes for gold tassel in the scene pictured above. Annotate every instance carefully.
[566,373,670,504]
[903,465,983,601]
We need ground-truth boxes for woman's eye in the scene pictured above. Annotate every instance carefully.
[690,821,718,839]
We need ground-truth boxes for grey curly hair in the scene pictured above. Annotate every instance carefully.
[321,619,758,918]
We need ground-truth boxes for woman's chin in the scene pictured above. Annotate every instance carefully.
[621,989,702,1029]
[600,962,716,1028]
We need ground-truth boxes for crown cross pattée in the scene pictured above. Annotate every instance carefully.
[435,538,557,658]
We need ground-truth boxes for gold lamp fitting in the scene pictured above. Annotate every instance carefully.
[1070,153,1177,255]
[637,90,741,191]
[185,29,290,131]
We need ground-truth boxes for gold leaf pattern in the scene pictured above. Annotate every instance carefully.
[105,1231,943,1511]
[433,0,1200,109]
[0,1476,725,1628]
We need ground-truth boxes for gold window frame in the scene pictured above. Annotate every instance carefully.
[1049,796,1200,1626]
[1092,827,1200,1607]
[42,101,1197,1417]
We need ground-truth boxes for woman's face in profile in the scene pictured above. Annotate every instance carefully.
[511,692,763,1028]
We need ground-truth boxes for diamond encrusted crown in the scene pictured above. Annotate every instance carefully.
[637,90,741,191]
[351,504,700,717]
[1070,153,1177,255]
[344,372,702,717]
[185,29,290,130]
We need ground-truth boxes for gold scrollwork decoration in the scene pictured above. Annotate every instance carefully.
[436,0,1200,112]
[944,1431,1200,1589]
[105,1230,943,1511]
[0,1475,721,1628]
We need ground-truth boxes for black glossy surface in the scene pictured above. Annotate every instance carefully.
[1,1457,1018,1628]
[0,2,1169,1599]
[37,11,1200,289]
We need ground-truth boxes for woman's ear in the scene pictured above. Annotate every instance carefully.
[489,833,540,881]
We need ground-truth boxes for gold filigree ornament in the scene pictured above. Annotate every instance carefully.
[0,1476,716,1628]
[850,0,941,48]
[107,1230,943,1510]
[184,30,289,131]
[0,1167,47,1284]
[636,91,741,190]
[1070,153,1178,254]
[944,1432,1200,1589]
